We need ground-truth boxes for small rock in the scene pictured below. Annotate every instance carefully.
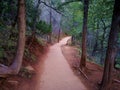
[25,66,35,72]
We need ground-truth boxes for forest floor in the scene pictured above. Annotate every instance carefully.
[0,36,49,90]
[17,36,87,90]
[0,36,86,90]
[61,39,120,90]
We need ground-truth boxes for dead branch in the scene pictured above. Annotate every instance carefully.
[78,68,89,80]
[57,0,81,9]
[40,1,65,16]
[113,79,120,83]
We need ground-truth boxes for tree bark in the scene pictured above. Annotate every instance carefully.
[80,0,89,69]
[58,28,61,43]
[0,0,26,75]
[48,0,52,43]
[100,0,120,90]
[71,35,75,45]
[58,0,81,9]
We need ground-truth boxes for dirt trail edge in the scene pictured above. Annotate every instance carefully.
[37,37,87,90]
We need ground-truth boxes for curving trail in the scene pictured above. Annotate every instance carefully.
[37,37,87,90]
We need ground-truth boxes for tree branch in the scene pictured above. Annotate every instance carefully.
[40,1,65,16]
[57,0,82,9]
[113,79,120,83]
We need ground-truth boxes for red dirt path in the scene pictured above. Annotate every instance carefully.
[61,43,120,90]
[0,37,87,90]
[36,37,87,90]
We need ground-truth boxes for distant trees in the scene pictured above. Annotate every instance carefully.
[87,0,114,65]
[100,0,120,90]
[0,0,17,25]
[61,1,83,44]
[36,21,52,35]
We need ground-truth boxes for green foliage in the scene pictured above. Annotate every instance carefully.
[115,57,120,68]
[19,67,34,78]
[51,0,61,8]
[0,47,4,58]
[0,0,119,70]
[0,1,21,66]
[24,48,36,62]
[26,0,36,17]
[37,38,46,46]
[61,2,83,38]
[88,0,113,30]
[86,0,114,65]
[60,0,116,66]
[0,0,17,24]
[36,21,52,35]
[26,0,36,27]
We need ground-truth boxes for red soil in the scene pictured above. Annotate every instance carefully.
[61,44,120,90]
[38,37,87,90]
[0,36,49,90]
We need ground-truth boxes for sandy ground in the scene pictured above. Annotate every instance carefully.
[36,37,87,90]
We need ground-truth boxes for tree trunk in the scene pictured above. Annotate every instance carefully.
[0,0,26,75]
[58,28,61,43]
[80,0,89,69]
[100,0,120,90]
[48,0,52,43]
[71,35,75,45]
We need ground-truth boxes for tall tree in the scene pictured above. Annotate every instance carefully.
[100,0,120,90]
[80,0,89,69]
[0,0,26,75]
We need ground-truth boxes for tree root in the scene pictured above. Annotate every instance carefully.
[0,64,17,76]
